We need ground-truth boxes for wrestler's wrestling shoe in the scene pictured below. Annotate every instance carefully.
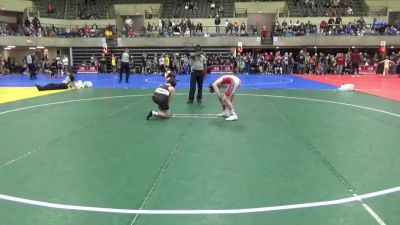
[146,111,153,120]
[225,114,238,121]
[217,111,230,117]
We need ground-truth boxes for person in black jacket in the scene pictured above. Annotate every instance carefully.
[215,14,221,33]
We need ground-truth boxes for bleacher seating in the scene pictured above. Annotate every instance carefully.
[72,46,232,71]
[33,0,66,19]
[75,0,162,20]
[287,0,364,17]
[162,0,234,18]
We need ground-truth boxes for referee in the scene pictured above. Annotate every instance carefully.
[187,45,207,104]
[119,48,130,83]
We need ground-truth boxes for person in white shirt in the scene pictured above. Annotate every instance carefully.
[347,7,353,15]
[119,48,130,83]
[26,54,36,80]
[62,55,69,75]
[53,56,61,76]
[159,54,165,73]
[125,16,133,30]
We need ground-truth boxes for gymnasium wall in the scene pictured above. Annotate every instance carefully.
[274,36,400,47]
[114,4,161,16]
[277,16,389,25]
[0,36,104,47]
[0,0,32,12]
[234,1,286,14]
[366,0,400,11]
[1,47,61,63]
[30,18,116,27]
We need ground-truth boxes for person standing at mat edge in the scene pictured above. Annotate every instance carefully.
[119,48,130,83]
[26,54,36,80]
[187,45,207,104]
[209,75,241,121]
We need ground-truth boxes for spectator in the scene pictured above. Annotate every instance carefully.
[215,14,221,33]
[218,5,224,16]
[195,22,203,33]
[351,49,361,75]
[125,16,133,32]
[16,16,23,34]
[24,17,30,28]
[111,54,117,74]
[47,3,55,14]
[296,50,306,74]
[62,55,69,75]
[336,53,345,75]
[99,54,107,73]
[105,28,113,39]
[261,25,268,39]
[251,24,258,36]
[346,6,353,15]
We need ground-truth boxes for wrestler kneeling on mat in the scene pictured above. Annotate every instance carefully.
[147,71,177,120]
[209,75,241,121]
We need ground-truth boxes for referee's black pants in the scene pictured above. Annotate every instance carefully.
[188,70,204,101]
[28,64,36,80]
[119,62,130,83]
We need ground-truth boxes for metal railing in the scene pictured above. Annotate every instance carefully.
[145,9,160,19]
[276,7,289,18]
[27,7,40,18]
[234,8,247,18]
[27,7,65,19]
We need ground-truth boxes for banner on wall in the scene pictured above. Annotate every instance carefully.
[77,65,98,73]
[210,65,234,72]
[359,65,376,74]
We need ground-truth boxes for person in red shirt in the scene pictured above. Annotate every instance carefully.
[261,25,268,40]
[336,53,345,75]
[47,4,55,14]
[209,75,241,121]
[350,49,361,76]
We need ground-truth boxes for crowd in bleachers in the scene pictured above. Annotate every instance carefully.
[137,17,249,38]
[2,16,116,38]
[272,17,400,37]
[173,0,226,18]
[233,49,400,75]
[1,15,253,39]
[2,49,400,76]
[295,0,354,17]
[133,52,232,74]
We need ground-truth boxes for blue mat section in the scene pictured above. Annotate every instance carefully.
[0,73,337,90]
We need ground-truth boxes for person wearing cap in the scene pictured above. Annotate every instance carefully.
[187,44,207,104]
[147,71,177,120]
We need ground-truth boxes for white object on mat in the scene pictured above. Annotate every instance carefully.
[339,84,354,91]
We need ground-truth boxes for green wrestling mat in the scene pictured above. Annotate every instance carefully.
[0,89,399,225]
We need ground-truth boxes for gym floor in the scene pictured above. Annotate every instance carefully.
[0,73,399,225]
